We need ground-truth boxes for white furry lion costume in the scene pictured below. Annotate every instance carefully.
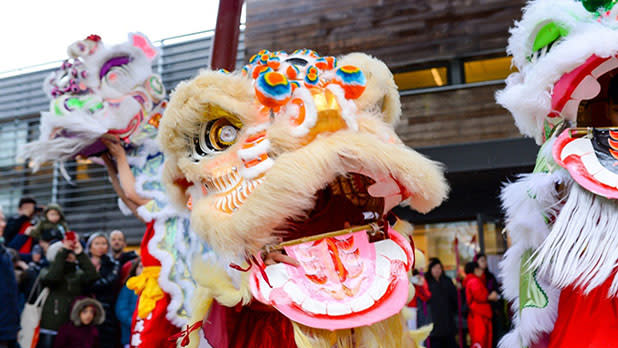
[158,49,449,347]
[20,33,214,347]
[497,0,618,347]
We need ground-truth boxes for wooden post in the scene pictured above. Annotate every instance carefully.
[210,0,244,71]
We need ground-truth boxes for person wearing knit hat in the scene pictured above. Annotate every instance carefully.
[29,204,69,243]
[45,241,64,263]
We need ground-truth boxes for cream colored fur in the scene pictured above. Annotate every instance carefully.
[189,130,447,257]
[181,257,252,348]
[292,312,411,348]
[338,53,402,125]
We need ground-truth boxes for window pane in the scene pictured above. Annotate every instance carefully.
[394,67,448,91]
[464,56,515,83]
[412,221,479,276]
[0,120,27,167]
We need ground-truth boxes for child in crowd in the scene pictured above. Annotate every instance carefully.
[29,204,68,243]
[54,297,105,348]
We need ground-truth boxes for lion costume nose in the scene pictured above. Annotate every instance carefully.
[305,89,347,140]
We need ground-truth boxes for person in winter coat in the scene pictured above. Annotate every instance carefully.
[425,257,458,348]
[464,261,498,348]
[116,258,141,348]
[54,296,105,348]
[3,197,37,246]
[0,207,19,348]
[87,232,121,348]
[29,204,68,243]
[38,238,99,348]
[7,248,29,314]
[20,245,48,306]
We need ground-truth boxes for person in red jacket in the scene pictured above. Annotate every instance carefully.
[464,261,498,348]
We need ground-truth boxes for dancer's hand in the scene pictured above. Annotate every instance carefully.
[102,137,126,160]
[73,240,83,255]
[264,251,300,267]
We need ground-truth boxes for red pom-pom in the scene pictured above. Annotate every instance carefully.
[86,34,101,42]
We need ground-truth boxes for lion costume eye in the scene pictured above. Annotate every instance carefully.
[191,118,240,159]
[527,22,568,63]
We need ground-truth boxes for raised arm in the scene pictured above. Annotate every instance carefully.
[101,141,148,223]
[102,138,150,206]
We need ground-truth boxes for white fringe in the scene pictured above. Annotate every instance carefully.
[499,171,567,348]
[532,183,618,296]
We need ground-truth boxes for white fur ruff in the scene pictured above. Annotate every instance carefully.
[532,182,618,296]
[499,171,567,348]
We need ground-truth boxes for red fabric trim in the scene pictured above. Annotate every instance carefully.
[548,273,618,348]
[203,301,297,348]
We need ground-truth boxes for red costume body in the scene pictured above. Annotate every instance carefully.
[548,274,618,348]
[464,273,492,348]
[130,221,179,348]
[204,301,297,348]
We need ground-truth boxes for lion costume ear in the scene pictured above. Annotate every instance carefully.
[337,53,401,125]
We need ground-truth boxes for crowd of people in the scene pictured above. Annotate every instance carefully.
[0,197,140,348]
[0,196,511,348]
[407,253,509,348]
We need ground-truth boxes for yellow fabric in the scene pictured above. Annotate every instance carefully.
[127,266,164,319]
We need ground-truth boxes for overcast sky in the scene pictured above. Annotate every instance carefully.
[0,0,245,75]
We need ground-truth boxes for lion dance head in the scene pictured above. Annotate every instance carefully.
[159,49,448,345]
[22,32,165,169]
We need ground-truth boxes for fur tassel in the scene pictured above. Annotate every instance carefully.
[292,313,410,348]
[180,286,213,348]
[190,257,252,308]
